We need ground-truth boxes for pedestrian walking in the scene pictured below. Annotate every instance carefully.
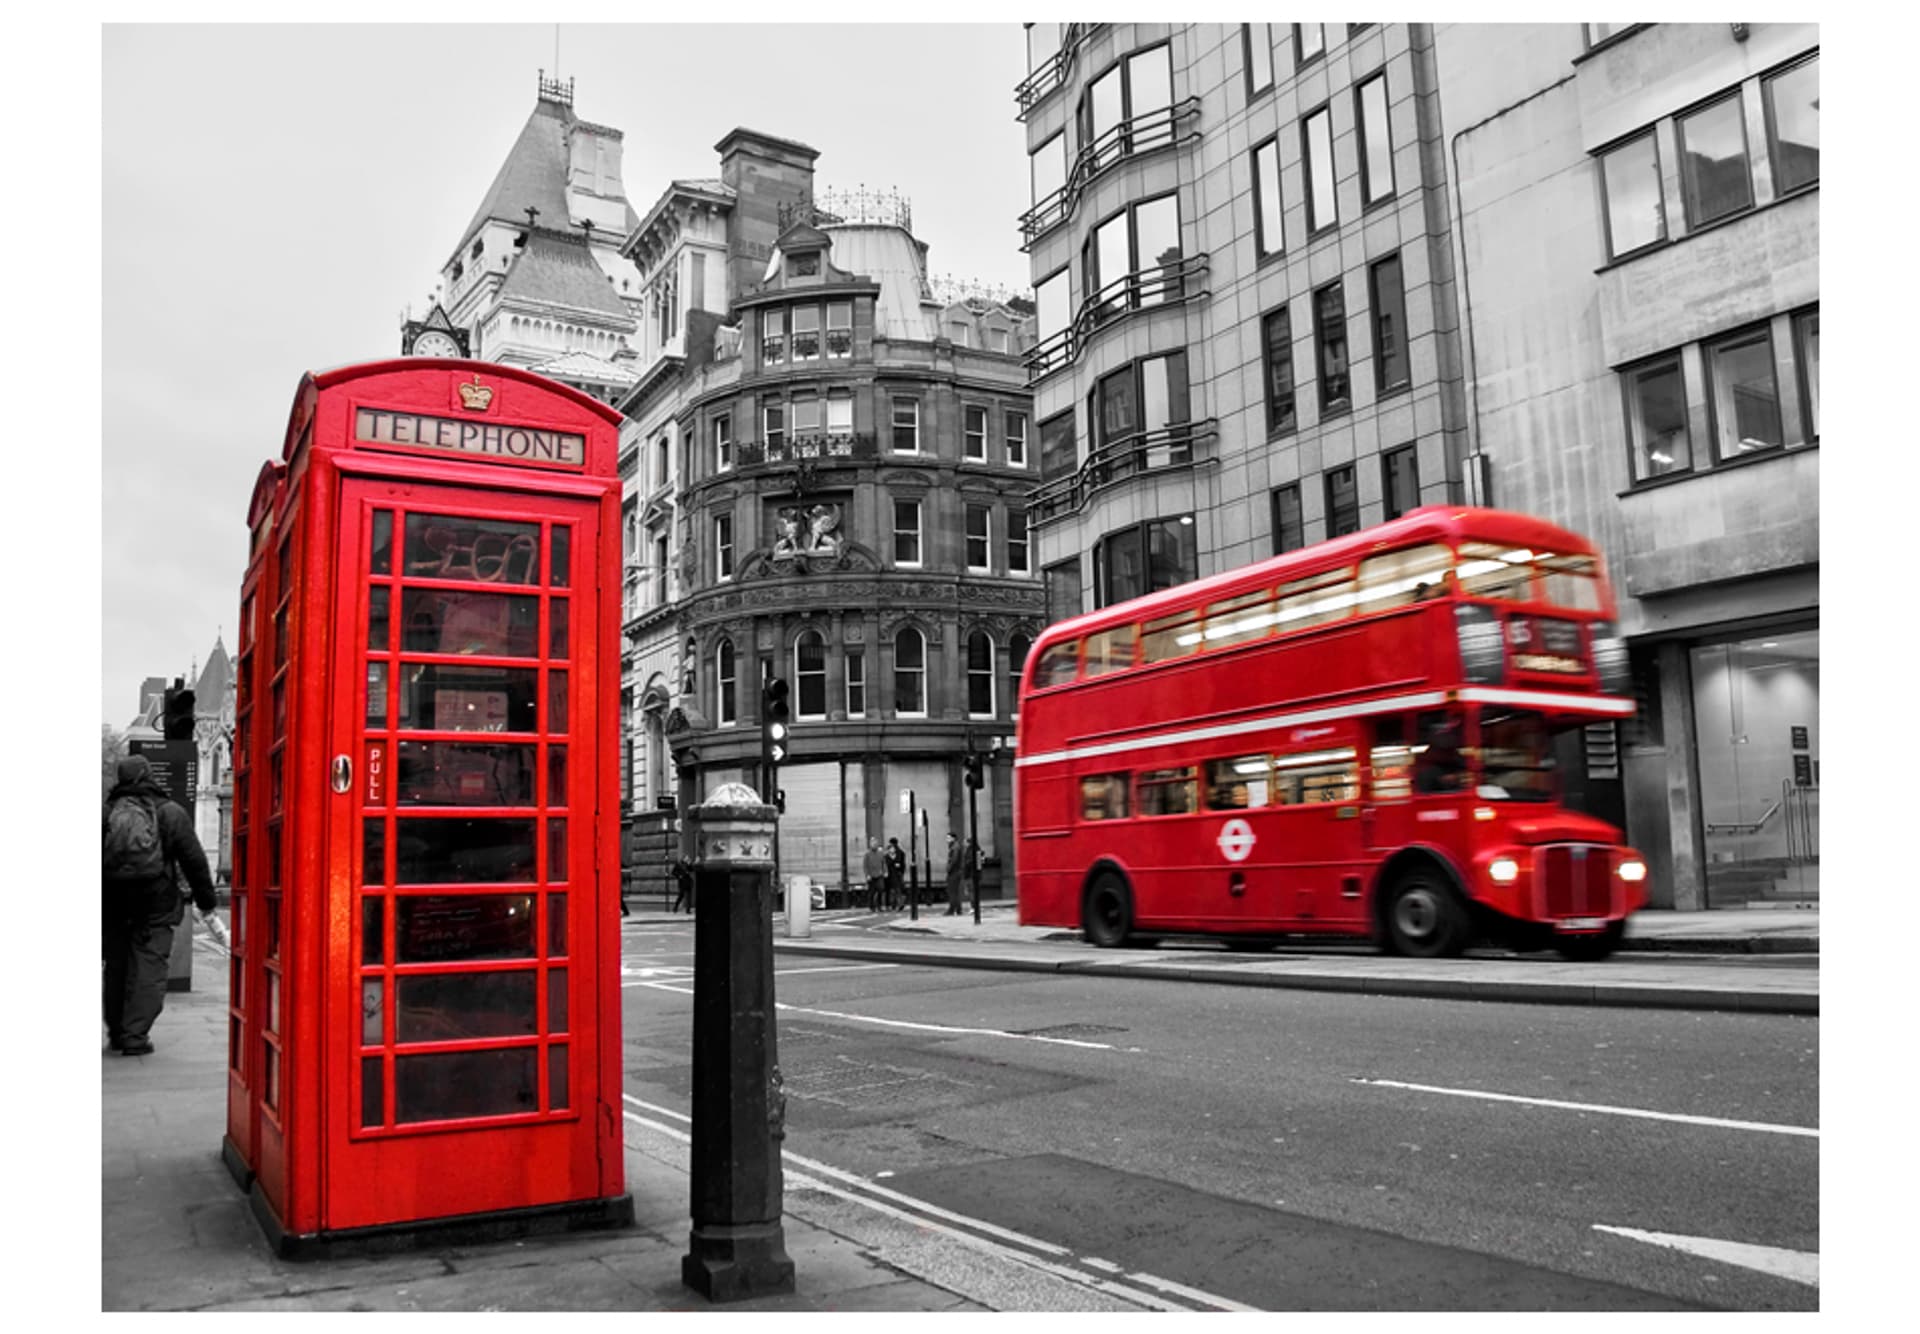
[670,854,695,914]
[944,832,966,916]
[862,836,887,911]
[103,754,216,1056]
[884,837,906,912]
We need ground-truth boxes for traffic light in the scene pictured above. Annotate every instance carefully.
[162,684,196,741]
[963,751,984,789]
[774,788,787,815]
[762,677,790,766]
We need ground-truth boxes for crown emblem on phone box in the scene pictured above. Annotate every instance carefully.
[457,376,494,411]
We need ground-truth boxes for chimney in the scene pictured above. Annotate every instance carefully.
[715,129,820,303]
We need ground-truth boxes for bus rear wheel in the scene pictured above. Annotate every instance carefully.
[1383,871,1468,958]
[1555,920,1625,962]
[1083,872,1135,949]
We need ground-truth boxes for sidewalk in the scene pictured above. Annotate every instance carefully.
[767,901,1819,1016]
[101,934,987,1314]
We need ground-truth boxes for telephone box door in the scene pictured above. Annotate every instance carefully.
[324,477,609,1231]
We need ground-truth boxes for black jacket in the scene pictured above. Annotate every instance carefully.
[105,757,217,912]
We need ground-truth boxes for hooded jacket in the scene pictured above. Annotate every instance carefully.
[104,755,217,911]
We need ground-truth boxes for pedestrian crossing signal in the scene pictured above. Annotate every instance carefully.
[762,677,790,765]
[963,751,983,789]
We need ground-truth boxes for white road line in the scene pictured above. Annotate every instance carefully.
[1352,1078,1818,1139]
[620,1094,1253,1311]
[769,1002,1124,1049]
[772,963,903,977]
[1593,1225,1818,1288]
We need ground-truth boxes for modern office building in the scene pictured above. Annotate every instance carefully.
[1015,22,1819,910]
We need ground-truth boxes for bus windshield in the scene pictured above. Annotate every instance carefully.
[1473,708,1561,801]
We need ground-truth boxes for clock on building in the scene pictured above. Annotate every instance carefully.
[412,330,461,358]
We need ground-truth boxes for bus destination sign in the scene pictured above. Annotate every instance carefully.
[355,407,586,468]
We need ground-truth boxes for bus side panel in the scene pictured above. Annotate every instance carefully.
[1014,768,1080,928]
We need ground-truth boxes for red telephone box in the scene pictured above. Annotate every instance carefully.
[221,359,632,1253]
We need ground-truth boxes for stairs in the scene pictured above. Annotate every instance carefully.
[1705,856,1819,908]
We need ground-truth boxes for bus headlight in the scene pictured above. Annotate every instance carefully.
[1618,858,1647,882]
[1488,856,1520,884]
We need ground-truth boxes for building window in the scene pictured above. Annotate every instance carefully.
[965,504,991,571]
[1369,253,1409,394]
[964,405,988,460]
[1253,137,1284,259]
[713,413,733,473]
[1096,515,1196,607]
[1271,483,1304,554]
[1079,42,1176,170]
[1045,556,1083,622]
[1035,267,1071,364]
[893,498,923,566]
[1086,192,1184,322]
[1039,410,1076,483]
[715,513,733,582]
[1705,325,1783,461]
[826,300,853,358]
[1677,92,1752,229]
[1325,465,1360,537]
[1031,131,1068,212]
[894,628,927,716]
[761,308,786,366]
[967,631,995,716]
[891,398,920,454]
[1623,353,1691,482]
[1093,351,1192,468]
[948,322,971,347]
[1295,23,1325,65]
[1765,54,1820,196]
[1006,411,1029,468]
[1356,72,1395,207]
[1794,308,1819,442]
[655,434,671,490]
[827,389,853,437]
[792,394,822,439]
[1303,105,1337,233]
[788,251,821,278]
[1262,304,1297,435]
[716,639,737,726]
[1008,633,1032,717]
[762,397,785,452]
[1008,508,1030,574]
[845,652,866,718]
[1313,281,1351,417]
[795,630,827,719]
[792,306,821,362]
[1600,131,1665,259]
[653,533,668,605]
[1382,445,1419,520]
[1244,23,1275,96]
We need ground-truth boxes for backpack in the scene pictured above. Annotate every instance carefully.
[104,795,167,880]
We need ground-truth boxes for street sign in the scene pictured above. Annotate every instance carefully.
[1217,818,1255,863]
[128,738,198,816]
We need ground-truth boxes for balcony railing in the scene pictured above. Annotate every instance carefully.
[1019,97,1202,246]
[1014,23,1094,120]
[735,432,878,468]
[1028,418,1219,525]
[1025,252,1210,385]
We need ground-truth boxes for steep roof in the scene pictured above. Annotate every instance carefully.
[194,637,230,712]
[498,231,633,321]
[454,95,640,265]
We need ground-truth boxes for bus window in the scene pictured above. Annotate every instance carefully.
[1473,709,1557,801]
[1203,588,1277,649]
[1083,624,1139,677]
[1275,746,1358,804]
[1142,609,1202,664]
[1355,544,1453,614]
[1369,716,1413,801]
[1080,773,1130,820]
[1536,553,1603,612]
[1205,755,1272,809]
[1275,567,1356,630]
[1137,766,1199,816]
[1031,639,1082,688]
[1455,542,1536,601]
[1412,712,1468,794]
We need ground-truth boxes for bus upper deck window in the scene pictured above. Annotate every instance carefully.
[1142,610,1203,664]
[1355,544,1453,613]
[1536,553,1603,612]
[1032,639,1082,688]
[1203,589,1277,649]
[1083,625,1139,677]
[1455,542,1536,601]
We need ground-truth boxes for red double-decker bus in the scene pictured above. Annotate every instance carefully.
[1014,506,1649,960]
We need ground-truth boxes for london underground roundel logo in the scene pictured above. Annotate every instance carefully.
[1217,818,1256,863]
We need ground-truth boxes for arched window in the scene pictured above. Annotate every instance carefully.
[1008,632,1033,717]
[967,630,995,717]
[716,638,737,726]
[795,629,827,718]
[894,627,927,717]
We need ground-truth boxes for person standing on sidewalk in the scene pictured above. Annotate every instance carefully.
[102,754,216,1056]
[862,836,887,911]
[944,832,966,916]
[884,837,906,912]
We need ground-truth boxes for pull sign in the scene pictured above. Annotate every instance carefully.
[365,742,385,806]
[331,754,352,793]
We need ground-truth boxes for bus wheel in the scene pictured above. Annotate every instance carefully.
[1083,872,1134,949]
[1555,921,1625,962]
[1384,872,1467,958]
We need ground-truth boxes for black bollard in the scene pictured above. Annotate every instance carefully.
[681,783,796,1302]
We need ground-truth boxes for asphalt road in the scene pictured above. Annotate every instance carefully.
[618,919,1818,1312]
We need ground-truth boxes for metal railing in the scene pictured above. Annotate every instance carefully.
[1025,252,1210,385]
[735,432,878,468]
[1028,418,1219,525]
[1014,23,1096,120]
[1019,98,1202,245]
[1784,780,1820,862]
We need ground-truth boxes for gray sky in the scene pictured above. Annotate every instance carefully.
[99,20,1033,725]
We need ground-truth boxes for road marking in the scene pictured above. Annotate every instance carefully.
[769,1001,1126,1049]
[621,1094,1254,1311]
[772,963,903,978]
[1352,1078,1817,1139]
[1593,1225,1818,1288]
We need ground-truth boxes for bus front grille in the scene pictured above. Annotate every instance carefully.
[1535,844,1618,920]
